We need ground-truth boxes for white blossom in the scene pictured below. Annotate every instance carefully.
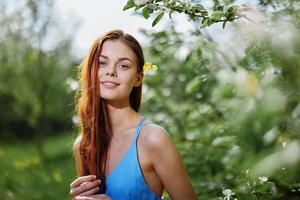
[258,176,268,183]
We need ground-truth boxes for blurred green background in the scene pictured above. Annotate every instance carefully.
[0,0,300,199]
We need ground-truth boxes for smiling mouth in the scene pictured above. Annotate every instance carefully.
[101,81,120,85]
[101,81,120,87]
[102,82,118,85]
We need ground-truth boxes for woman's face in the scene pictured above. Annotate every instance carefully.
[98,40,143,104]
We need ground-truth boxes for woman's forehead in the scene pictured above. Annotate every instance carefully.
[100,40,135,59]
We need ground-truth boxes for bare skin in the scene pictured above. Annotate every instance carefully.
[69,174,111,200]
[70,40,197,199]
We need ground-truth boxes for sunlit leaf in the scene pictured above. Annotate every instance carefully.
[152,12,164,27]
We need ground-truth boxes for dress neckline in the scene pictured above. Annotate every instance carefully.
[106,116,145,178]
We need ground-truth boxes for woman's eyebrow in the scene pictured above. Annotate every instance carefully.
[118,57,133,63]
[99,55,132,63]
[99,55,108,59]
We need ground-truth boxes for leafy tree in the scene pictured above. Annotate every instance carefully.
[123,0,251,28]
[0,0,75,157]
[124,0,300,199]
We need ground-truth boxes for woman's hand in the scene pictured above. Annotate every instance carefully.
[74,194,112,200]
[70,175,101,199]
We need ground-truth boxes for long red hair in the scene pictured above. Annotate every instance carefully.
[75,30,145,192]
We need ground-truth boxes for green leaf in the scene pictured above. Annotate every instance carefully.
[226,14,236,21]
[211,11,224,21]
[191,4,205,13]
[227,5,239,14]
[185,76,201,94]
[123,0,135,11]
[134,4,144,11]
[213,5,224,11]
[152,12,164,27]
[200,18,209,28]
[207,19,215,26]
[142,7,150,19]
[147,4,158,10]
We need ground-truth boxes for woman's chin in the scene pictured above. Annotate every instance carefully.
[100,96,118,101]
[100,95,124,102]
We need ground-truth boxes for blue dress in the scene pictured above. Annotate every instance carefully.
[105,116,162,200]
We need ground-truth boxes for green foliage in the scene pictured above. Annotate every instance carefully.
[1,0,300,199]
[0,1,77,197]
[123,0,250,28]
[152,12,165,26]
[0,133,76,199]
[0,0,75,137]
[138,2,300,197]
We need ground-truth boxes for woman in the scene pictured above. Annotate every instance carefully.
[70,29,197,200]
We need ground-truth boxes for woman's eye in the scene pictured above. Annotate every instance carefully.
[118,65,129,70]
[99,61,107,67]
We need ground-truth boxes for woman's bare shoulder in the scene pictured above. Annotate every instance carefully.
[139,123,173,151]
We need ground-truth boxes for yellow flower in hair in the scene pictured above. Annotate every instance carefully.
[143,62,152,71]
[151,65,158,71]
[143,62,158,72]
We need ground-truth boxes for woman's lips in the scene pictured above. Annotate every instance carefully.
[101,81,120,89]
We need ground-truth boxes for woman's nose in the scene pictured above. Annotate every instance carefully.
[105,65,117,77]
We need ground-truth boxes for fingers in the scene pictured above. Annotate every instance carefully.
[70,179,101,197]
[75,196,92,200]
[70,175,97,188]
[75,194,111,200]
[78,186,99,196]
[70,176,101,197]
[91,194,111,199]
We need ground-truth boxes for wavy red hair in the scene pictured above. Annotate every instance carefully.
[75,30,144,193]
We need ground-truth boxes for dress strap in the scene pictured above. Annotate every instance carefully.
[133,116,146,141]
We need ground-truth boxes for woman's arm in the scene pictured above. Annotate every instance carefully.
[143,125,197,200]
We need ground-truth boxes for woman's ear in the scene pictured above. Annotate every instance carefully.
[134,72,144,87]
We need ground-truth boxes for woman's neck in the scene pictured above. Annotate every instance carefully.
[105,101,140,135]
